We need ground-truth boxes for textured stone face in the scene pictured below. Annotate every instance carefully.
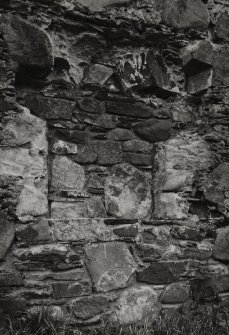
[76,0,132,12]
[162,0,210,30]
[160,283,190,303]
[105,163,152,219]
[1,14,53,75]
[214,12,229,41]
[51,156,85,191]
[134,119,172,143]
[112,285,160,325]
[0,213,14,260]
[84,242,137,292]
[213,228,229,261]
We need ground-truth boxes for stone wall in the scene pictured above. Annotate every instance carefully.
[1,0,229,326]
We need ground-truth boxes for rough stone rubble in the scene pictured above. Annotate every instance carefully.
[0,0,229,325]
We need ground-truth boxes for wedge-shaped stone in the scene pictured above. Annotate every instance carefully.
[85,242,137,292]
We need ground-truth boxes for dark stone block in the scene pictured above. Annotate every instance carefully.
[214,11,229,42]
[124,152,152,166]
[52,282,83,299]
[106,101,153,119]
[137,262,186,284]
[24,95,75,120]
[0,212,15,260]
[134,119,172,143]
[56,129,90,144]
[97,141,123,165]
[104,219,138,225]
[0,297,27,315]
[0,272,24,287]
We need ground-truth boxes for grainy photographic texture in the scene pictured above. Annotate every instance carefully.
[0,0,229,332]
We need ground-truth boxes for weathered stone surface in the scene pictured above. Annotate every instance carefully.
[106,101,153,119]
[170,226,203,241]
[13,244,70,271]
[51,156,85,191]
[78,98,106,114]
[97,141,123,165]
[76,111,118,129]
[213,227,229,261]
[107,128,134,141]
[24,96,75,120]
[51,198,106,219]
[52,219,114,242]
[83,64,113,86]
[51,139,78,155]
[113,224,138,238]
[0,147,30,176]
[124,152,152,166]
[85,242,137,292]
[160,283,190,303]
[182,40,213,75]
[16,220,51,244]
[0,272,24,287]
[208,163,229,191]
[154,193,189,219]
[0,108,46,147]
[69,293,116,320]
[162,0,210,30]
[72,142,98,164]
[123,139,154,154]
[186,68,213,95]
[56,129,90,144]
[87,173,104,194]
[137,262,187,285]
[52,281,90,299]
[191,275,229,300]
[134,119,172,143]
[0,212,14,260]
[16,180,48,218]
[112,285,159,325]
[76,0,132,12]
[214,11,229,41]
[105,163,152,219]
[1,14,53,75]
[213,46,229,86]
[0,297,27,315]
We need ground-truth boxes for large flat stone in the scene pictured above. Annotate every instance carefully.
[105,163,152,219]
[106,101,153,119]
[0,212,15,260]
[97,141,123,165]
[51,156,85,191]
[214,11,229,42]
[84,242,137,292]
[112,285,160,325]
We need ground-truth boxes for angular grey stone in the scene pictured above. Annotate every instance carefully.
[72,142,98,164]
[106,101,153,119]
[105,163,152,219]
[162,0,210,30]
[123,139,154,154]
[51,156,85,191]
[85,242,137,292]
[24,96,75,120]
[112,285,160,325]
[16,220,51,244]
[69,293,116,320]
[160,283,190,303]
[107,128,134,141]
[215,11,229,42]
[1,14,53,75]
[186,68,212,94]
[124,152,152,166]
[76,0,132,12]
[76,111,118,129]
[97,141,123,165]
[83,64,113,86]
[134,119,172,143]
[154,193,189,219]
[51,218,114,242]
[51,139,78,155]
[0,213,15,260]
[52,282,89,299]
[213,227,229,261]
